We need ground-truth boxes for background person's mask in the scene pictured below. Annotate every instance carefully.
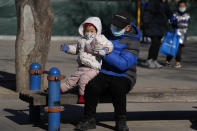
[179,8,186,13]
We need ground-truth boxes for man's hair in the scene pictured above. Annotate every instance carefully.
[178,0,187,6]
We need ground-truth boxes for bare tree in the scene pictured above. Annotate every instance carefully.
[15,0,54,92]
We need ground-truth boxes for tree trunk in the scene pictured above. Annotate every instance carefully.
[15,0,54,92]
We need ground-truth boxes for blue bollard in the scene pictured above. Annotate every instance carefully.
[29,62,42,90]
[29,62,43,122]
[47,67,63,131]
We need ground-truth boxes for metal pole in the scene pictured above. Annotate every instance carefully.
[137,0,141,28]
[29,62,43,122]
[47,67,63,131]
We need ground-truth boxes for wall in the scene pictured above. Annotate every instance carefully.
[0,0,196,36]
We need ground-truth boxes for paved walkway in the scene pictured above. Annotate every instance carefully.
[0,39,197,131]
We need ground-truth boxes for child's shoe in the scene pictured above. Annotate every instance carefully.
[165,61,172,67]
[60,88,63,94]
[175,62,182,68]
[78,95,85,104]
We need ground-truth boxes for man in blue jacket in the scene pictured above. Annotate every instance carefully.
[76,12,141,131]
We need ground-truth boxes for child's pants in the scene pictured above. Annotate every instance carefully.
[166,44,184,62]
[61,66,99,95]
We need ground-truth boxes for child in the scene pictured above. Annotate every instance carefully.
[166,0,190,68]
[60,17,113,103]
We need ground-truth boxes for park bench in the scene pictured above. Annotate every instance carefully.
[20,87,197,105]
[19,87,197,122]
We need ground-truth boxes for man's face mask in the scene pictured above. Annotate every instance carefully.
[110,24,125,37]
[85,32,95,40]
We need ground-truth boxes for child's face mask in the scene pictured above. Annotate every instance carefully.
[110,24,125,37]
[179,8,186,13]
[84,25,97,40]
[85,32,95,40]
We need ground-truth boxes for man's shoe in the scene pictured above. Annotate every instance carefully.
[75,118,96,131]
[115,119,129,131]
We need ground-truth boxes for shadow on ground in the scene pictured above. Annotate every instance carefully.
[4,104,197,130]
[0,71,16,91]
[60,105,197,130]
[4,108,48,130]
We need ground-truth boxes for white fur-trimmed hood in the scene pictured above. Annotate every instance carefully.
[78,17,102,36]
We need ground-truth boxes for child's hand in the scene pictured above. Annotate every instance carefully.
[93,44,103,52]
[94,35,107,45]
[90,38,103,54]
[60,43,69,52]
[97,48,108,57]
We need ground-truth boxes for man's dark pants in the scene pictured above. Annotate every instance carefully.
[84,73,135,120]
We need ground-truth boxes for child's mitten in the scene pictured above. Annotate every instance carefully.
[60,43,69,52]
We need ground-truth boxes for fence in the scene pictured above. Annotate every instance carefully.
[0,0,197,36]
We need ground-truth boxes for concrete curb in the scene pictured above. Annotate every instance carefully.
[0,35,16,40]
[0,35,80,41]
[51,36,80,41]
[0,35,197,42]
[187,36,197,42]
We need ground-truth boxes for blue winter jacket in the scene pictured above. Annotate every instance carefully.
[100,23,141,82]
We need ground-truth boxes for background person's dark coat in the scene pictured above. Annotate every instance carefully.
[143,0,172,37]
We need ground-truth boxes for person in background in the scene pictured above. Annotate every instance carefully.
[141,0,149,44]
[75,12,141,131]
[60,17,113,103]
[166,0,191,68]
[143,0,172,68]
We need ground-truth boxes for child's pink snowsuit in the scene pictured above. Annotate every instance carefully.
[61,66,99,95]
[61,17,113,95]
